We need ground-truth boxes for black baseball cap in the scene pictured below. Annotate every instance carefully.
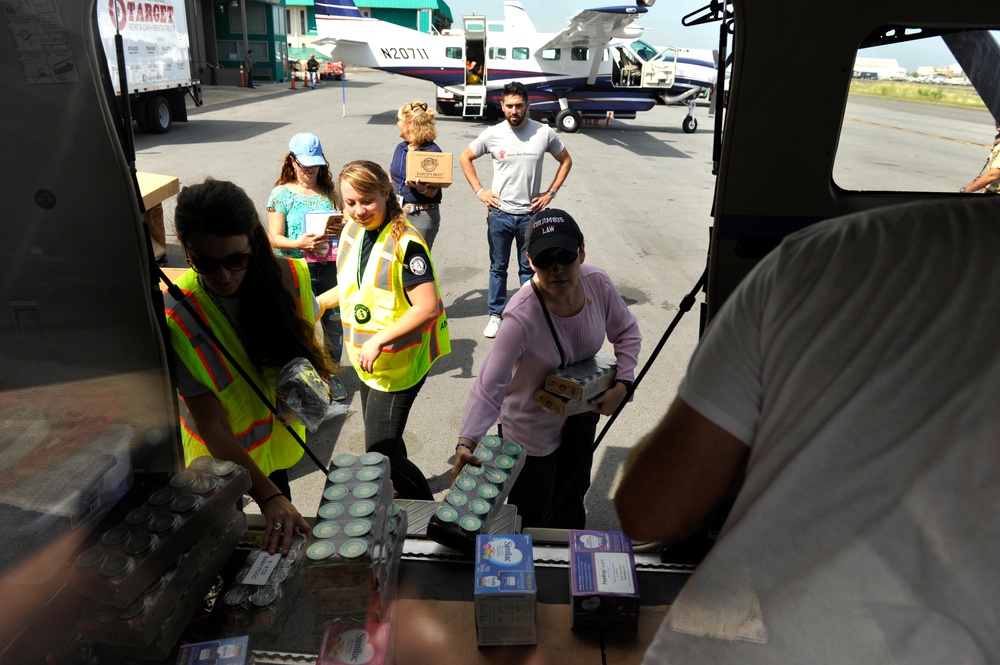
[525,208,584,256]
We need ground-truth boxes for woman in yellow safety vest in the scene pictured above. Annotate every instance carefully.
[319,160,450,499]
[164,179,336,555]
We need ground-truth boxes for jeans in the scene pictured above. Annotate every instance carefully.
[358,376,433,500]
[504,411,600,529]
[308,71,318,88]
[308,261,342,362]
[486,207,534,317]
[405,208,441,250]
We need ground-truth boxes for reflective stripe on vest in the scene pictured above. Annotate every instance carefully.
[337,219,450,391]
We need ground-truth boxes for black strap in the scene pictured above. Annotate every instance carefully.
[531,280,566,369]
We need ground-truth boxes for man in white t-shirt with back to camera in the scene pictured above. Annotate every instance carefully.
[616,195,1000,664]
[460,81,573,338]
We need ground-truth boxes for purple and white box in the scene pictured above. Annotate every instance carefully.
[569,530,640,631]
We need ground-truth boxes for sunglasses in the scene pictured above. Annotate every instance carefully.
[293,157,321,170]
[186,252,252,274]
[532,249,578,270]
[405,101,428,112]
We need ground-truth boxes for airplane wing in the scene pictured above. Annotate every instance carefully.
[537,6,648,52]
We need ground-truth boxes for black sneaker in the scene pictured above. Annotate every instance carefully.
[330,376,348,401]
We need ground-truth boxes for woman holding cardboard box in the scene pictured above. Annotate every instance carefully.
[266,132,347,400]
[390,101,444,249]
[451,208,641,529]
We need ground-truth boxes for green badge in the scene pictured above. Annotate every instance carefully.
[354,303,372,324]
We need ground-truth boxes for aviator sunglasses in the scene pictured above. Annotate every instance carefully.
[532,249,578,270]
[186,251,253,274]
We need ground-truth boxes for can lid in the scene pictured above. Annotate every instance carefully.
[100,554,131,578]
[455,476,477,492]
[307,541,336,560]
[125,505,154,526]
[436,505,459,522]
[352,483,378,499]
[481,435,502,448]
[460,515,482,532]
[251,586,279,607]
[344,519,372,537]
[148,515,178,535]
[142,576,165,596]
[169,470,196,489]
[328,468,354,484]
[189,456,216,472]
[223,585,253,605]
[125,533,154,556]
[323,485,349,502]
[348,500,375,517]
[495,455,515,470]
[191,476,219,495]
[446,491,468,507]
[469,499,491,515]
[100,525,131,548]
[485,469,508,485]
[478,484,499,499]
[355,467,382,482]
[313,521,341,539]
[502,441,523,456]
[170,494,199,514]
[148,488,175,507]
[213,460,238,477]
[118,598,147,621]
[339,539,368,559]
[76,546,106,569]
[388,502,401,517]
[318,502,346,520]
[360,452,385,465]
[475,448,494,462]
[463,463,485,476]
[332,453,358,467]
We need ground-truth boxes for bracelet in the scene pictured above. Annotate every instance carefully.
[475,187,484,196]
[258,492,285,508]
[456,442,474,454]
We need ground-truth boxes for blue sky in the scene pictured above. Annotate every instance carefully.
[442,0,960,72]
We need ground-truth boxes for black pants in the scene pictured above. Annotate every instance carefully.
[505,411,600,529]
[358,376,433,500]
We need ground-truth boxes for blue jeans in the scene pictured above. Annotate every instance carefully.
[486,207,534,317]
[308,261,342,362]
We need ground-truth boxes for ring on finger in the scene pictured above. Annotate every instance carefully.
[273,522,282,531]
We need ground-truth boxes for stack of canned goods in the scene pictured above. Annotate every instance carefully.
[427,435,526,552]
[303,452,408,625]
[218,532,307,632]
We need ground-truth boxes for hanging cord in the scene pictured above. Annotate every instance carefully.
[157,267,330,477]
[537,269,708,528]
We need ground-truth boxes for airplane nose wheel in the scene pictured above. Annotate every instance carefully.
[682,116,698,133]
[555,109,582,133]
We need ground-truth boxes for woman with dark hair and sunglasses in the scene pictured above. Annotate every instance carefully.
[164,178,336,555]
[318,160,450,499]
[266,132,347,400]
[390,100,444,249]
[451,208,641,529]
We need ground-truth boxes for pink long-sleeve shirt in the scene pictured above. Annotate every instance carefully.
[459,263,641,457]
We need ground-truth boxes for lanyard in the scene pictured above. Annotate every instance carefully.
[531,280,566,369]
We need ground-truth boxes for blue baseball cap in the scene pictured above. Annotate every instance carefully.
[288,132,326,167]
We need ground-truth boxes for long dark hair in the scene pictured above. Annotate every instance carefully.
[174,179,337,377]
[275,152,340,209]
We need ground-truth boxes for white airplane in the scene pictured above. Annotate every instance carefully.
[313,0,718,133]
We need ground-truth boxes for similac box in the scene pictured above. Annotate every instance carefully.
[474,534,536,646]
[569,530,640,631]
[318,622,393,665]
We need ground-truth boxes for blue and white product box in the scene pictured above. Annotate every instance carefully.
[473,534,536,646]
[569,530,640,631]
[175,635,250,664]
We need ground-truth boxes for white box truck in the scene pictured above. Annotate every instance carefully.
[97,0,202,134]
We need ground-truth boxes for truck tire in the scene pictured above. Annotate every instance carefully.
[146,96,172,134]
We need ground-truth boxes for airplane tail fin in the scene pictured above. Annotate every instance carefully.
[503,1,537,33]
[315,0,363,19]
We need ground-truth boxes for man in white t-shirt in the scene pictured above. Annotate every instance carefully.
[460,81,573,338]
[616,196,1000,664]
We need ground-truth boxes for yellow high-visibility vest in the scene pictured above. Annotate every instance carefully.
[337,219,450,391]
[163,258,314,473]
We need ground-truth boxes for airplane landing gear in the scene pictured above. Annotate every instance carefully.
[683,115,698,133]
[555,108,582,133]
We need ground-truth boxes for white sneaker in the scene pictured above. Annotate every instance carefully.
[483,315,502,338]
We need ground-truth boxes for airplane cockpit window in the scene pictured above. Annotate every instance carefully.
[572,47,590,61]
[542,48,560,61]
[833,27,1000,192]
[513,47,529,60]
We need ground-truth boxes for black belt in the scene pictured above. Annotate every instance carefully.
[403,203,439,214]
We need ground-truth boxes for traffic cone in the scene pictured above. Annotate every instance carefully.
[239,64,244,88]
[290,71,296,89]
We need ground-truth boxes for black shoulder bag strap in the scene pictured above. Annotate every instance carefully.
[530,280,566,369]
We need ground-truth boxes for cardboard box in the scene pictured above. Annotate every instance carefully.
[544,354,617,402]
[534,389,598,417]
[569,530,640,631]
[319,622,394,665]
[405,151,453,186]
[474,534,536,646]
[175,636,250,664]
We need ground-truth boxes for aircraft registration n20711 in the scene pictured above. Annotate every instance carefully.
[313,0,718,133]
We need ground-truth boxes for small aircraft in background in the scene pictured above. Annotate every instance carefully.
[313,0,718,133]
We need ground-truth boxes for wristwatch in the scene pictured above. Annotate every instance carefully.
[615,379,633,391]
[960,187,967,193]
[546,189,557,198]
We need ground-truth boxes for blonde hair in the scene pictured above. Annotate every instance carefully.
[397,100,437,145]
[339,160,408,254]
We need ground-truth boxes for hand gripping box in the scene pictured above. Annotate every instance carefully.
[474,534,536,646]
[569,530,640,631]
[405,151,453,186]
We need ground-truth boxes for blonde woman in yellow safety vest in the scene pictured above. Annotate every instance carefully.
[319,160,450,499]
[164,179,336,556]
